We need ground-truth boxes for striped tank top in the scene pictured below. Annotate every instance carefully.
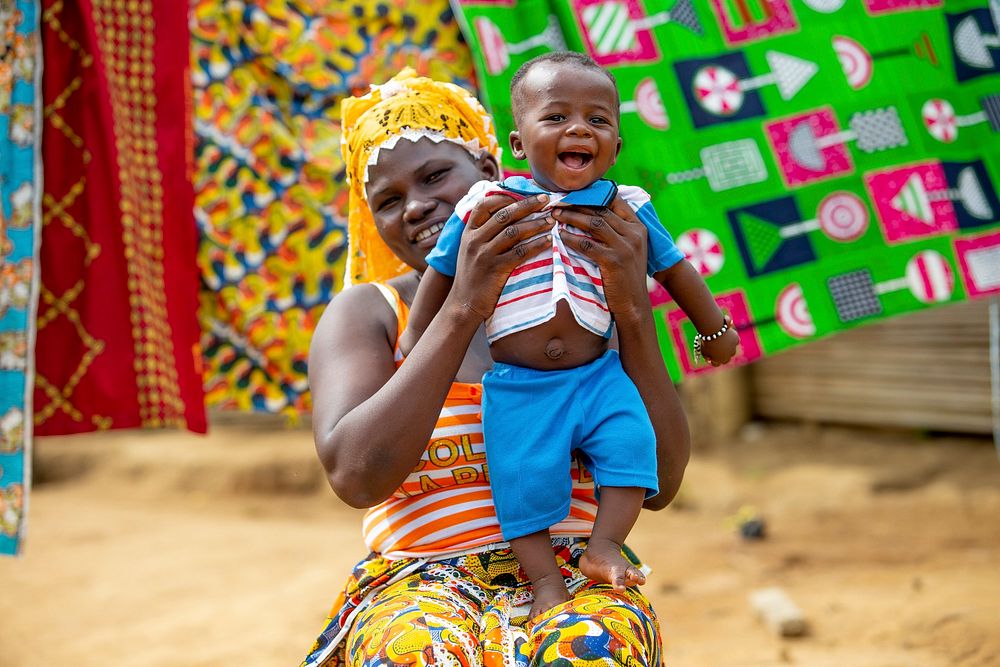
[361,282,599,559]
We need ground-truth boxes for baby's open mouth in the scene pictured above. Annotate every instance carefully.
[558,152,593,169]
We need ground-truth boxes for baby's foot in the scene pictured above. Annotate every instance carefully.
[579,537,646,592]
[529,572,571,620]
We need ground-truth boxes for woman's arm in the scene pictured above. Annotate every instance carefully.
[309,283,480,508]
[553,199,690,509]
[309,194,553,508]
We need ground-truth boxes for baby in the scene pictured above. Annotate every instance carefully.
[402,52,739,618]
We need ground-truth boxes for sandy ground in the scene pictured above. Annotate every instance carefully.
[2,419,999,667]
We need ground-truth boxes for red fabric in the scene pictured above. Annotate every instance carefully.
[34,0,206,435]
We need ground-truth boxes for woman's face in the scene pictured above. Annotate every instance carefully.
[365,137,498,272]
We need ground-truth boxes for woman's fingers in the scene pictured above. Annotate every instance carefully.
[559,227,607,262]
[551,206,613,243]
[450,196,553,320]
[490,213,554,253]
[465,192,553,259]
[607,194,640,225]
[551,197,638,248]
[467,192,549,231]
[504,226,552,261]
[471,216,552,275]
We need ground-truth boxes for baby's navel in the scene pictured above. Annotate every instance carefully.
[545,338,565,360]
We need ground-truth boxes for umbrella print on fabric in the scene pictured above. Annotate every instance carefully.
[674,50,816,128]
[620,77,669,130]
[833,33,939,90]
[939,160,1000,229]
[789,107,908,169]
[765,108,854,186]
[474,15,565,75]
[921,95,1000,143]
[707,0,798,46]
[866,160,997,244]
[767,106,908,188]
[947,4,1000,82]
[827,250,955,323]
[800,0,845,13]
[665,138,768,192]
[572,0,702,67]
[954,19,999,69]
[866,162,953,243]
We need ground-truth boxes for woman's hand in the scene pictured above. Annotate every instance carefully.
[447,192,554,321]
[552,196,650,324]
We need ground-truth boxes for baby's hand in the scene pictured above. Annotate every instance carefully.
[700,326,739,367]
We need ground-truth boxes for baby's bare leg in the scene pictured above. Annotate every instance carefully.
[510,529,570,619]
[579,487,646,592]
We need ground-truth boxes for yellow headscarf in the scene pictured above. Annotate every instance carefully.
[341,68,502,285]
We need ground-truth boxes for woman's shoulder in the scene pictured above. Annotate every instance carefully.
[313,282,398,350]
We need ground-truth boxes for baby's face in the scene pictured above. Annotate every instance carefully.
[510,62,622,193]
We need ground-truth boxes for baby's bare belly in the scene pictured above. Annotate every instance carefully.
[489,301,608,370]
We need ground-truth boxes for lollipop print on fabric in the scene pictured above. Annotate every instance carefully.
[675,49,817,129]
[827,250,955,324]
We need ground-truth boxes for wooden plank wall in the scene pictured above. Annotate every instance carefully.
[749,299,995,434]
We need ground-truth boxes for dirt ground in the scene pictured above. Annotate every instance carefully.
[1,418,999,667]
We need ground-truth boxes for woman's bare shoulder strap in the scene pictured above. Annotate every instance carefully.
[370,281,399,318]
[369,281,408,349]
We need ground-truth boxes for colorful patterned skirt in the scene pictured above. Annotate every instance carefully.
[301,538,662,666]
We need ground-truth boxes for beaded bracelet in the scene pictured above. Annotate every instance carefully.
[693,316,731,362]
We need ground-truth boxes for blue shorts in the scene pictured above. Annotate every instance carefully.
[482,350,659,541]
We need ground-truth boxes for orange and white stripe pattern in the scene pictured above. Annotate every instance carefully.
[362,283,598,559]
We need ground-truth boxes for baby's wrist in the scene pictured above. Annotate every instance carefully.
[693,316,732,362]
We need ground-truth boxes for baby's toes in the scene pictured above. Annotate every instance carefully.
[609,564,629,592]
[625,565,646,588]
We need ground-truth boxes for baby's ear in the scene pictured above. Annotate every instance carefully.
[509,131,526,161]
[477,153,500,181]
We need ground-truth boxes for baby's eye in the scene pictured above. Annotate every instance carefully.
[544,114,565,122]
[590,116,609,125]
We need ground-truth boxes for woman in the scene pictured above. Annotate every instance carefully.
[303,69,690,667]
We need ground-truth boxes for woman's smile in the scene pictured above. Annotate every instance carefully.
[414,220,446,244]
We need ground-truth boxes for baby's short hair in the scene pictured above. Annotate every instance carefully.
[510,51,619,123]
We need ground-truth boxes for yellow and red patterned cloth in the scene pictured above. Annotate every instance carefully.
[33,0,205,435]
[191,1,477,416]
[301,539,662,667]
